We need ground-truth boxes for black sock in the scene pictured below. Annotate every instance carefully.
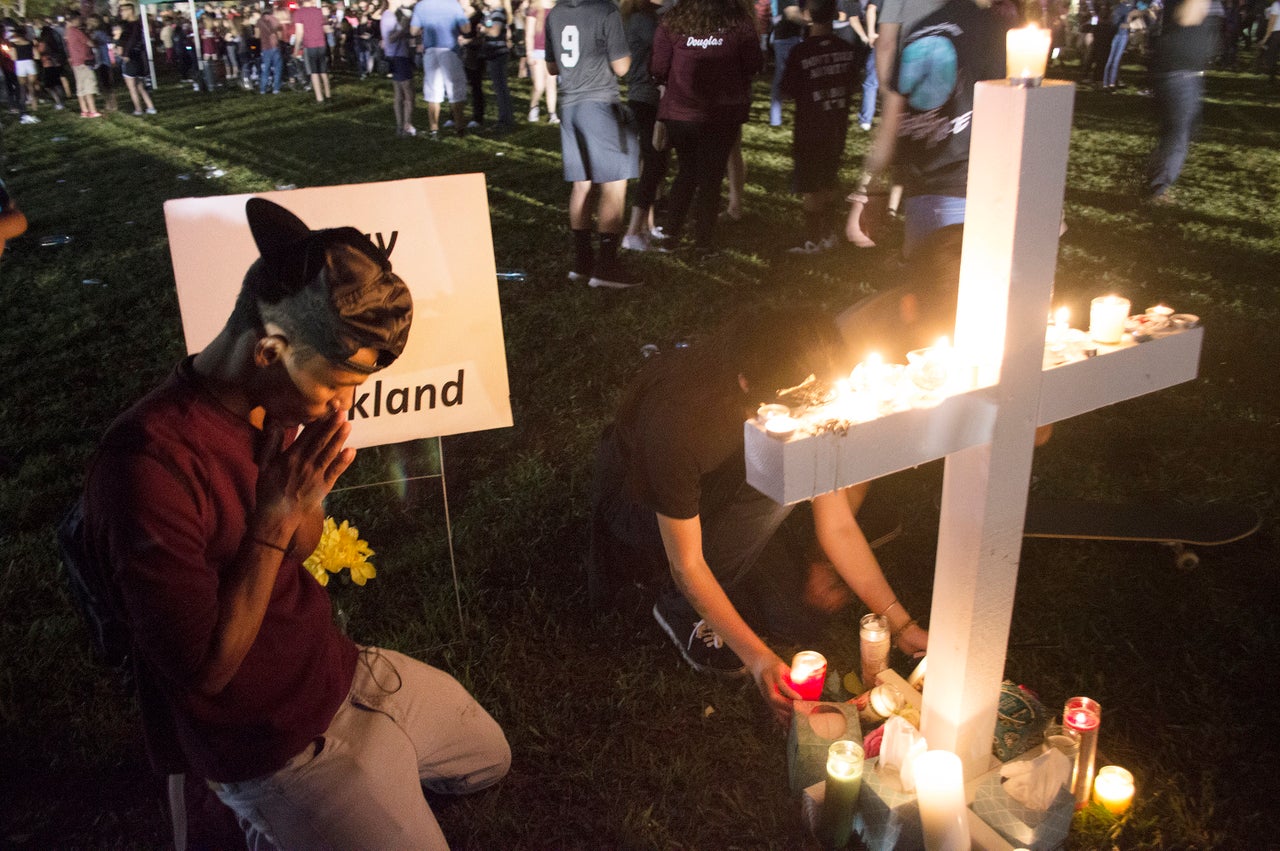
[573,229,594,274]
[598,233,621,268]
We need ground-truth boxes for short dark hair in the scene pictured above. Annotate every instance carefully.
[807,0,836,25]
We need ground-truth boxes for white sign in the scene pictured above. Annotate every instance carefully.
[164,175,513,449]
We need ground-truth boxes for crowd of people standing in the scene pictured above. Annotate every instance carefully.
[4,0,1277,257]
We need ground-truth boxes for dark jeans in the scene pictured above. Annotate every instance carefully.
[629,99,669,210]
[487,54,513,125]
[663,119,741,248]
[589,428,801,630]
[259,47,282,93]
[466,61,484,122]
[1147,70,1204,197]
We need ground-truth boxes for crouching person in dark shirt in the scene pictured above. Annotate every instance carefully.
[590,304,932,728]
[84,197,510,849]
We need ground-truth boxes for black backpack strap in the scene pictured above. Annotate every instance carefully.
[56,496,132,671]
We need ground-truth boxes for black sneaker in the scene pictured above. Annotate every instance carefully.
[652,594,747,677]
[588,263,642,289]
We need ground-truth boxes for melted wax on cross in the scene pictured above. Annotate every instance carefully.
[744,80,1203,781]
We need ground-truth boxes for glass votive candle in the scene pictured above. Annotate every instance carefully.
[788,650,827,701]
[1089,296,1131,344]
[1063,696,1101,808]
[818,740,864,849]
[1092,765,1135,814]
[907,343,951,392]
[1006,24,1051,86]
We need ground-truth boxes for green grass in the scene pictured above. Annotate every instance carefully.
[1,58,1278,849]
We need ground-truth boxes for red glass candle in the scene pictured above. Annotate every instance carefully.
[788,651,827,701]
[1063,696,1101,808]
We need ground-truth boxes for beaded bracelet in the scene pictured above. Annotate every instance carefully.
[892,618,919,641]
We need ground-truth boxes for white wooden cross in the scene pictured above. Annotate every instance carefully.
[744,80,1204,782]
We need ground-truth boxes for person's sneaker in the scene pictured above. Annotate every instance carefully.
[548,115,560,125]
[588,263,642,289]
[787,240,826,255]
[466,119,481,129]
[133,109,144,115]
[404,125,418,137]
[818,233,839,252]
[527,105,539,122]
[653,594,748,676]
[429,128,439,139]
[649,226,669,242]
[54,102,64,110]
[444,119,455,128]
[145,107,157,114]
[859,121,872,131]
[621,233,670,253]
[85,111,102,118]
[19,113,39,124]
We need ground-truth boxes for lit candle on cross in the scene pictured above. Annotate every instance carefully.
[1006,24,1051,87]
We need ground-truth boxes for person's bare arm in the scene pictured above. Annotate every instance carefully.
[1174,0,1210,26]
[194,411,354,695]
[811,489,928,656]
[611,54,631,76]
[657,513,799,725]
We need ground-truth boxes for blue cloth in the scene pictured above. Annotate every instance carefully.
[410,0,468,51]
[1103,27,1129,86]
[1147,70,1203,198]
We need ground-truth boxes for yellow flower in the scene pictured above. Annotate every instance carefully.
[303,517,377,587]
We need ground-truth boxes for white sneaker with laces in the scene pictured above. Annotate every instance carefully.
[528,106,539,122]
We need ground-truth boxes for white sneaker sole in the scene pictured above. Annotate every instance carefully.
[652,603,748,677]
[588,277,642,289]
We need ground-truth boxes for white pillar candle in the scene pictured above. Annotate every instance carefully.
[1006,25,1051,86]
[1089,295,1130,345]
[914,750,972,851]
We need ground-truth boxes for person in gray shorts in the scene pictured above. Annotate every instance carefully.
[547,0,641,289]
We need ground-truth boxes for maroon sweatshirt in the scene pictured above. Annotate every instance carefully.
[651,19,762,124]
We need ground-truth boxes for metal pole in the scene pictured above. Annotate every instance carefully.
[437,437,465,631]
